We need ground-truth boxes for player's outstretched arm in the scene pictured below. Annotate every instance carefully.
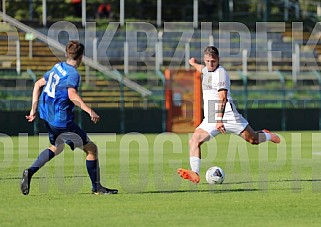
[189,57,204,72]
[26,78,46,122]
[68,87,100,124]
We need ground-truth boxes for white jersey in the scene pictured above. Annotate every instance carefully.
[201,65,235,121]
[198,65,248,137]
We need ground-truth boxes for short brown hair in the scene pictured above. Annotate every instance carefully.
[204,46,219,57]
[66,40,84,60]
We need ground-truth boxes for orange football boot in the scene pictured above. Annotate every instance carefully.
[177,168,200,184]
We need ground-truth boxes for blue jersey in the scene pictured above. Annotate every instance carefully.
[39,62,80,127]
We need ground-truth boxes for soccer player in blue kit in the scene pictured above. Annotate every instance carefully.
[21,40,118,195]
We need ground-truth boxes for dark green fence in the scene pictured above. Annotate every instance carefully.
[0,108,163,136]
[0,108,320,136]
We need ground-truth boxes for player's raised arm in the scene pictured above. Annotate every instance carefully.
[26,77,46,122]
[68,87,100,124]
[189,57,204,73]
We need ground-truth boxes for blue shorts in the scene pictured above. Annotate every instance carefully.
[44,121,89,150]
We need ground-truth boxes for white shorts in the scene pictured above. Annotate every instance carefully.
[197,111,249,139]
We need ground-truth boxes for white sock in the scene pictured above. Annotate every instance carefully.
[190,156,201,175]
[259,132,271,143]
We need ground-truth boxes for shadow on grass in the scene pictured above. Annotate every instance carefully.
[138,188,260,194]
[5,176,321,195]
[4,176,321,182]
[137,179,321,194]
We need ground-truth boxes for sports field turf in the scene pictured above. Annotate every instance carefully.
[1,132,321,226]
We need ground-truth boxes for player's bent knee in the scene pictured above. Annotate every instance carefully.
[189,138,201,147]
[84,142,98,157]
[49,144,64,155]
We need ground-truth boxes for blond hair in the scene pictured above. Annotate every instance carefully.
[204,46,219,57]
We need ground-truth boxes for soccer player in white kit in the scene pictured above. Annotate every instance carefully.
[177,46,280,183]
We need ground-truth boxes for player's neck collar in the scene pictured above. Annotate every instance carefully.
[207,64,220,72]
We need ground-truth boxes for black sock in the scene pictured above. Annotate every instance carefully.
[29,149,55,175]
[86,159,101,191]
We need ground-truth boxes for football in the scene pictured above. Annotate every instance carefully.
[205,166,225,184]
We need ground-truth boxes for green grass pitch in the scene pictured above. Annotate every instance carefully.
[1,132,321,226]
